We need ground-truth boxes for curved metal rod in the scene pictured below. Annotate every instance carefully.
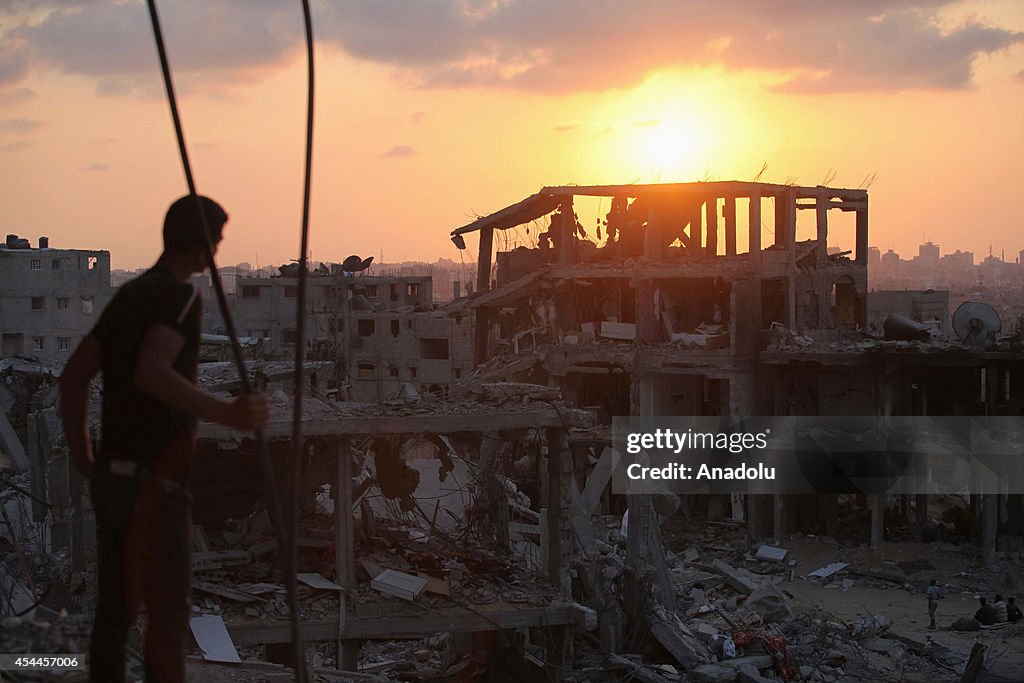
[143,1,306,678]
[287,0,316,681]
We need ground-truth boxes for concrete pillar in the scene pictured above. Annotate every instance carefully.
[747,493,761,540]
[546,428,572,595]
[644,199,665,260]
[983,494,998,567]
[476,227,493,294]
[816,196,828,265]
[773,493,785,543]
[748,192,762,332]
[335,437,359,671]
[689,201,703,254]
[636,280,660,343]
[870,494,884,548]
[915,493,928,540]
[724,195,737,256]
[705,199,718,256]
[855,204,869,266]
[984,487,998,568]
[781,189,797,328]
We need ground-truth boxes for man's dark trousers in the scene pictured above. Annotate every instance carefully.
[90,470,192,682]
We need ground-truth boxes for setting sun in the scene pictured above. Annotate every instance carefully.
[633,119,704,178]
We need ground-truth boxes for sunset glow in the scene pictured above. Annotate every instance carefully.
[0,2,1021,268]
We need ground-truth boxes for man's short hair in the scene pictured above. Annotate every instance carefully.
[163,195,228,253]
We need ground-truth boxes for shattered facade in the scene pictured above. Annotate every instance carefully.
[450,179,1024,572]
[0,235,113,362]
[233,272,473,402]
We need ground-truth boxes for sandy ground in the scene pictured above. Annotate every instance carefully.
[787,582,1024,679]
[763,537,1024,679]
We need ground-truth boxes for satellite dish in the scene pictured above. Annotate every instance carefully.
[341,255,374,273]
[952,301,1001,347]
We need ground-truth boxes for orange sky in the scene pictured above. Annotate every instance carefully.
[1,1,1022,270]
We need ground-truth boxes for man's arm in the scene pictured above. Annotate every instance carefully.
[59,335,102,477]
[135,323,268,429]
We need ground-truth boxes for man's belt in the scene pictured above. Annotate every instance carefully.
[106,458,185,494]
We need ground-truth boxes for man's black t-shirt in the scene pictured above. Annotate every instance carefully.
[91,265,201,478]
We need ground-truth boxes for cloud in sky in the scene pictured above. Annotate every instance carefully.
[0,141,32,152]
[0,87,37,105]
[84,162,110,172]
[0,37,31,87]
[3,0,1022,95]
[380,144,416,158]
[0,117,45,132]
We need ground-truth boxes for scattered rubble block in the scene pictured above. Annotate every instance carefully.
[190,614,241,663]
[370,569,429,601]
[806,561,849,579]
[711,558,759,594]
[744,582,794,623]
[754,544,788,562]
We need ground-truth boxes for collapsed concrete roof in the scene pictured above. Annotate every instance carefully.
[451,181,868,237]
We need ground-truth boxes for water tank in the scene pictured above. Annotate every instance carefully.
[39,236,49,249]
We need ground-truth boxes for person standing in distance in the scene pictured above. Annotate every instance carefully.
[60,196,270,682]
[926,579,942,630]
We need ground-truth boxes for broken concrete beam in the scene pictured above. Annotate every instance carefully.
[581,447,620,515]
[710,559,758,594]
[649,617,708,670]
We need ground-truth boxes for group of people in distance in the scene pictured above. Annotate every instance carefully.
[974,594,1023,626]
[928,579,1023,631]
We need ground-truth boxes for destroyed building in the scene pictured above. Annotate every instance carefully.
[1,181,1023,681]
[448,181,1024,554]
[233,270,473,401]
[0,235,113,361]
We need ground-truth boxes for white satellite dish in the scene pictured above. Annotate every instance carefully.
[952,301,1001,347]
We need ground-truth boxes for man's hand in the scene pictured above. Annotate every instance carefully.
[221,391,270,431]
[137,324,270,431]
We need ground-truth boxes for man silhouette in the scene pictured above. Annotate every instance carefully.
[60,195,269,681]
